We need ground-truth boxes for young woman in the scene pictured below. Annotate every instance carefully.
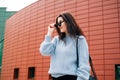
[40,12,90,80]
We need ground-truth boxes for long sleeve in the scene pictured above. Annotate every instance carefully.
[39,35,57,56]
[76,36,90,80]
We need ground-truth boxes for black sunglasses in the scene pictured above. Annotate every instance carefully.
[55,21,64,27]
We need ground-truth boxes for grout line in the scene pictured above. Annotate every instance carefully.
[102,0,105,80]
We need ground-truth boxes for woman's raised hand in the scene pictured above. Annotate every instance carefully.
[47,23,55,36]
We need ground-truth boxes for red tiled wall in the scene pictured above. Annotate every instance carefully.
[2,0,120,80]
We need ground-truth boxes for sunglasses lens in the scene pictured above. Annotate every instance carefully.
[58,23,61,27]
[55,21,64,27]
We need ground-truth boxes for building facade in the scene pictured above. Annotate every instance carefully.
[0,7,16,78]
[1,0,120,80]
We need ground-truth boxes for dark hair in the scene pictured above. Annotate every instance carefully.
[55,12,84,40]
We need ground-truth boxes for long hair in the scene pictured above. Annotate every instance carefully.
[55,12,84,40]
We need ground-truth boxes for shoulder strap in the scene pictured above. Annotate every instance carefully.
[76,37,98,80]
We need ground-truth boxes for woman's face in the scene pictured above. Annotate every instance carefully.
[57,17,67,33]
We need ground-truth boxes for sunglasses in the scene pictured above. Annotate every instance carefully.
[55,21,64,27]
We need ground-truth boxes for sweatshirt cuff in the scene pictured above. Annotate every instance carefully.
[44,35,52,42]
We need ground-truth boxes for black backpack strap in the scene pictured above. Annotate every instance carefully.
[76,36,79,67]
[89,56,98,80]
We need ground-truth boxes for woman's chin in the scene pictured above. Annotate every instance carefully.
[61,31,65,33]
[60,29,66,33]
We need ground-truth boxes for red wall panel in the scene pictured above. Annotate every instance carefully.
[1,0,120,80]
